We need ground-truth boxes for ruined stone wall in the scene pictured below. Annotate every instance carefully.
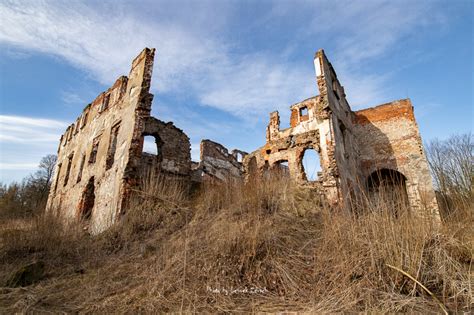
[192,140,247,182]
[47,48,192,233]
[140,117,191,177]
[244,49,438,215]
[245,49,361,205]
[353,99,439,216]
[314,50,364,206]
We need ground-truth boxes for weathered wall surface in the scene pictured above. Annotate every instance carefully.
[192,140,247,182]
[140,117,191,177]
[47,48,192,233]
[244,49,439,216]
[353,100,439,216]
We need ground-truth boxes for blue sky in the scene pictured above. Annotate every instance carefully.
[0,0,472,183]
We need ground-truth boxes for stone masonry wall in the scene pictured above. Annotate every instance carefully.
[47,48,192,233]
[353,100,439,216]
[244,49,439,216]
[192,140,247,182]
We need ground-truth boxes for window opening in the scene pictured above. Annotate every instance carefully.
[106,122,120,170]
[78,177,95,221]
[63,153,74,186]
[76,154,86,183]
[301,148,321,181]
[100,94,110,112]
[89,136,100,164]
[54,163,62,193]
[299,106,308,117]
[272,160,290,177]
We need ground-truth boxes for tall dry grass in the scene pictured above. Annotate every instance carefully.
[0,170,472,312]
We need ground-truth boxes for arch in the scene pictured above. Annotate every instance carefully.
[77,176,95,221]
[301,148,321,182]
[366,168,409,208]
[272,159,290,178]
[142,133,163,159]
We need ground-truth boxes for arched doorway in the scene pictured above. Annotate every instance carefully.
[301,148,321,182]
[271,160,290,178]
[366,169,409,210]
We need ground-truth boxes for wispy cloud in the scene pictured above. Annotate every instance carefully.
[0,115,65,175]
[60,91,86,105]
[0,0,446,116]
[0,115,66,143]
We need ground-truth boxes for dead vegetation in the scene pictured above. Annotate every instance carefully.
[0,166,472,313]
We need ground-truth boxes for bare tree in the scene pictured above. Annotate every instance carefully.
[426,133,473,218]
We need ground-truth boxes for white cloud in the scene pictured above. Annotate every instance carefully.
[0,0,445,118]
[0,115,66,143]
[0,163,38,170]
[0,0,316,118]
[0,115,65,177]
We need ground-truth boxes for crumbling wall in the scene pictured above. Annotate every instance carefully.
[192,140,247,182]
[244,49,361,205]
[47,48,192,233]
[244,49,438,216]
[353,99,439,216]
[140,117,191,177]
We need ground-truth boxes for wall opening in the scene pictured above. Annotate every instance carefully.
[301,148,321,181]
[143,135,161,155]
[54,163,62,193]
[235,152,243,163]
[106,122,120,170]
[367,169,409,208]
[89,136,100,164]
[78,176,95,221]
[100,94,110,112]
[76,154,86,183]
[63,153,74,186]
[272,160,290,178]
[299,106,308,117]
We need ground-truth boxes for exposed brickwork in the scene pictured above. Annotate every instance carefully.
[47,48,194,233]
[244,49,439,218]
[192,140,247,182]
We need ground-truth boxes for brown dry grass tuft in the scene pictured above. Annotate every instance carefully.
[0,171,472,313]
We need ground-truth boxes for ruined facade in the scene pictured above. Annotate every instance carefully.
[191,140,247,182]
[47,48,246,233]
[244,49,439,217]
[47,47,439,233]
[47,48,193,233]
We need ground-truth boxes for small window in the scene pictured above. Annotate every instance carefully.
[63,154,74,187]
[80,111,89,129]
[89,136,101,164]
[299,106,308,117]
[273,160,290,177]
[266,149,271,154]
[54,163,62,193]
[78,177,95,221]
[236,152,243,163]
[106,122,120,170]
[76,154,86,183]
[100,94,110,112]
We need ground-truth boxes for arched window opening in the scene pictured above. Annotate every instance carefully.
[367,169,409,208]
[78,177,95,221]
[142,134,162,156]
[301,148,321,181]
[272,160,290,178]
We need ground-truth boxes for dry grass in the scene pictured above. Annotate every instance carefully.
[0,172,472,313]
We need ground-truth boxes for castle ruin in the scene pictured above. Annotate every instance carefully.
[46,48,439,233]
[244,49,439,217]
